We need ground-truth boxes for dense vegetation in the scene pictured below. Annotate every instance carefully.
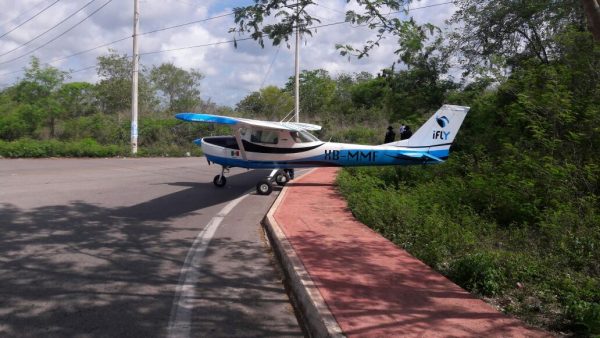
[1,0,599,335]
[0,52,219,157]
[332,5,599,338]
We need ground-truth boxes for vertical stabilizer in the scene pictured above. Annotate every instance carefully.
[387,105,469,147]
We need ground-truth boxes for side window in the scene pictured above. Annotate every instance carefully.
[250,130,278,144]
[250,130,261,143]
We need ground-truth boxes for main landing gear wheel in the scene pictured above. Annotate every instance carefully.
[213,175,226,187]
[275,172,290,186]
[256,180,273,195]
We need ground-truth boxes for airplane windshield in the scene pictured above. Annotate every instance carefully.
[290,131,319,143]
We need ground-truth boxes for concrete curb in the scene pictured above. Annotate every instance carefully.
[263,179,345,338]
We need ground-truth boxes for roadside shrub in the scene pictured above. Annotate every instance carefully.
[0,138,125,157]
[448,252,506,296]
[329,127,379,144]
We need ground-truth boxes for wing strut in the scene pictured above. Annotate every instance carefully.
[233,128,247,161]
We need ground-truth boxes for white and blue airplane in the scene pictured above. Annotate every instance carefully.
[176,104,469,195]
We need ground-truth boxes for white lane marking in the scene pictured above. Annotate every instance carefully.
[167,193,249,338]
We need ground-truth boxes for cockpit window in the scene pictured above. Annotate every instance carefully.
[289,131,319,143]
[250,130,278,144]
[290,131,302,143]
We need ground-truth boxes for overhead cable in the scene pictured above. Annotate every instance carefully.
[0,10,235,76]
[0,0,114,66]
[0,0,98,58]
[0,0,61,40]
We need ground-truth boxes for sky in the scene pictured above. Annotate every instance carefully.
[0,0,457,107]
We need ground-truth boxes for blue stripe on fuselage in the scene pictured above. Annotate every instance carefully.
[205,148,449,169]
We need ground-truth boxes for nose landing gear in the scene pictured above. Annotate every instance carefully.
[213,166,230,187]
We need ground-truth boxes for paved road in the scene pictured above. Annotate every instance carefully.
[0,158,302,337]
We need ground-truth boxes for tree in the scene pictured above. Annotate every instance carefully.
[95,50,157,114]
[13,57,69,138]
[236,86,293,120]
[259,86,294,120]
[236,91,264,115]
[582,0,600,41]
[448,0,586,75]
[284,69,336,116]
[150,63,203,113]
[231,0,412,57]
[57,82,97,117]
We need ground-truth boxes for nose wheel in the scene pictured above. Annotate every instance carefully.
[213,174,226,187]
[213,166,229,187]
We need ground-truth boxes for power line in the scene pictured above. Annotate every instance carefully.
[70,64,96,73]
[0,0,114,66]
[0,10,236,77]
[0,0,52,26]
[0,1,455,80]
[0,0,61,40]
[0,0,98,58]
[123,1,455,57]
[260,44,281,89]
[407,1,454,12]
[139,36,254,55]
[139,12,234,36]
[138,20,350,56]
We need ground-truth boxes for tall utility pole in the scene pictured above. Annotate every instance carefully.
[294,0,300,123]
[131,0,140,154]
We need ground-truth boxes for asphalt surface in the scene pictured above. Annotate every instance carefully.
[0,158,302,337]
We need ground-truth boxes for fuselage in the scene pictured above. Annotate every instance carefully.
[200,135,449,169]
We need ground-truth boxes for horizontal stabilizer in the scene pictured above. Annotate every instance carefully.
[401,152,445,162]
[422,152,445,162]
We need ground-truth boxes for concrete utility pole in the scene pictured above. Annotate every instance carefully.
[131,0,140,154]
[294,0,300,123]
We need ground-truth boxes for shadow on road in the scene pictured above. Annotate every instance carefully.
[0,170,295,337]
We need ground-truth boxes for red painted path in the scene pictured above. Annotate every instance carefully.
[274,167,550,337]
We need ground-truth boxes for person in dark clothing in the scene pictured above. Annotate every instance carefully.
[400,125,412,140]
[384,126,396,143]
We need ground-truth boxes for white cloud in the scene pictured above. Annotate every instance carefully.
[0,0,457,106]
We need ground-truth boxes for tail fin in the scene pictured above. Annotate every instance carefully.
[387,105,469,148]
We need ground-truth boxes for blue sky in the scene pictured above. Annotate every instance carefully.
[0,0,457,107]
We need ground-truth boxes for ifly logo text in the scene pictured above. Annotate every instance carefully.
[432,130,451,140]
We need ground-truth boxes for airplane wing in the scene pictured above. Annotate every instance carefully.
[176,113,321,131]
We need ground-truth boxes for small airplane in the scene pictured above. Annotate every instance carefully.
[175,104,469,195]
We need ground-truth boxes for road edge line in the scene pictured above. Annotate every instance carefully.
[263,171,345,338]
[167,193,250,338]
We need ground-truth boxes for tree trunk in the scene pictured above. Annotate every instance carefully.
[50,116,55,139]
[582,0,600,41]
